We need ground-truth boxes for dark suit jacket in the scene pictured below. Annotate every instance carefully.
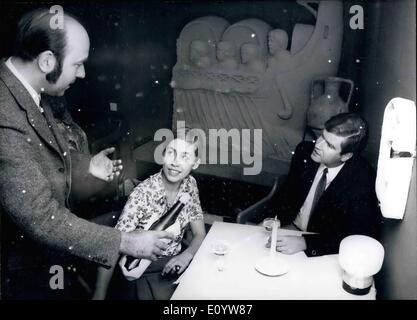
[271,141,381,257]
[0,61,121,280]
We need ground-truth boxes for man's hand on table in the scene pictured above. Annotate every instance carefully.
[266,235,307,254]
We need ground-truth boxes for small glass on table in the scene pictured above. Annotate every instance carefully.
[211,240,229,272]
[262,217,281,234]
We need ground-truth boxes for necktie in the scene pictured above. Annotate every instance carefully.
[310,167,328,215]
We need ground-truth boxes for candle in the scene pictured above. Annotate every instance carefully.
[270,216,278,257]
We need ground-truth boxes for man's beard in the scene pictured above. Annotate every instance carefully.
[45,58,63,84]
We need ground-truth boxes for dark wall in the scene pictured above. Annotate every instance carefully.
[358,0,416,299]
[360,0,416,166]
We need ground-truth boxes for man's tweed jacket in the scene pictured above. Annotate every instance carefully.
[0,61,120,273]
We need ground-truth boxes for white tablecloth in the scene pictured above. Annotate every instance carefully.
[171,221,376,300]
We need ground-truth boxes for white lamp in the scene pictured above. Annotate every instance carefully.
[338,235,385,295]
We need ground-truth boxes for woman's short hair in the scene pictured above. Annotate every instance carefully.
[175,126,203,158]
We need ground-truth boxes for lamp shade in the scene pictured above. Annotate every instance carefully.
[339,235,385,295]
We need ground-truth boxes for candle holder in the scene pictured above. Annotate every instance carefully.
[255,217,289,276]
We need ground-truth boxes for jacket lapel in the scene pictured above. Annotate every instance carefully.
[41,96,71,156]
[321,159,355,200]
[0,62,66,157]
[306,158,356,231]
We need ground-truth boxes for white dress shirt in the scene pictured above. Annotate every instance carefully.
[5,57,43,112]
[293,163,345,231]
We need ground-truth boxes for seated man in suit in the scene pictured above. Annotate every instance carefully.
[267,113,381,257]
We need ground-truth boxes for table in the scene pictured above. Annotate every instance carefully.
[171,221,376,300]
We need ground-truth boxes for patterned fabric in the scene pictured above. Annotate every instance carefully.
[116,171,203,256]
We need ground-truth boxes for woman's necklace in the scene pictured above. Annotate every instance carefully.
[161,171,181,207]
[165,190,178,207]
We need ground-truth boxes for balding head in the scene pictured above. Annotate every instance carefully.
[13,8,90,96]
[14,8,87,63]
[64,15,90,55]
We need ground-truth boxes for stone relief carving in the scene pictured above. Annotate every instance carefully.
[216,40,239,71]
[241,42,267,73]
[171,0,344,164]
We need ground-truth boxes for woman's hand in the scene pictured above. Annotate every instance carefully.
[162,251,193,276]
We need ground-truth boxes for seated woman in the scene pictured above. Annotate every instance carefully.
[92,133,206,300]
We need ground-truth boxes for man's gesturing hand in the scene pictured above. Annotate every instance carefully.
[89,147,123,182]
[119,230,176,261]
